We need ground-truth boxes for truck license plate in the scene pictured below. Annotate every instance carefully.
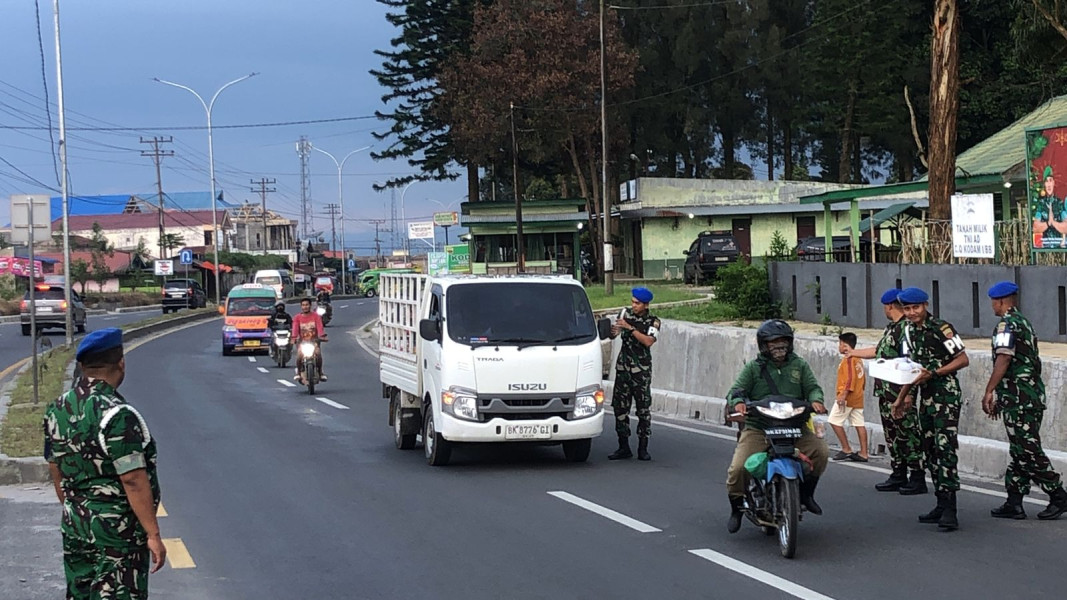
[242,340,261,347]
[504,424,552,440]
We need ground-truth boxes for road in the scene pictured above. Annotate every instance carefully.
[2,299,1065,599]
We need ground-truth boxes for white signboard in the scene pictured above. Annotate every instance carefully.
[9,194,51,245]
[154,259,175,276]
[407,221,435,240]
[951,193,995,258]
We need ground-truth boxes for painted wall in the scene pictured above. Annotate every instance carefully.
[73,225,214,257]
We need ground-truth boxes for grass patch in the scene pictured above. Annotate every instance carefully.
[656,299,741,324]
[0,345,76,457]
[120,308,217,331]
[584,281,701,311]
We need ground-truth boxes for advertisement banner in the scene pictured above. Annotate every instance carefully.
[950,193,995,258]
[0,257,43,278]
[427,252,449,275]
[433,211,458,227]
[154,259,174,276]
[1026,125,1067,250]
[407,221,435,240]
[445,244,470,273]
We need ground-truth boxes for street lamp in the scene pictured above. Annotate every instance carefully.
[312,144,370,294]
[400,180,417,256]
[154,72,258,305]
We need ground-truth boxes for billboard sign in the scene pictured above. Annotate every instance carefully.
[445,244,470,273]
[1026,125,1067,250]
[950,193,995,258]
[407,221,435,240]
[433,211,458,227]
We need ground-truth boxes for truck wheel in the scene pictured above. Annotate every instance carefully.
[423,408,451,466]
[222,345,234,356]
[394,399,417,450]
[562,439,592,462]
[365,288,376,298]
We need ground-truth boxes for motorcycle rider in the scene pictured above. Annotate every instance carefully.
[316,287,333,321]
[267,302,293,359]
[725,319,830,533]
[291,297,327,381]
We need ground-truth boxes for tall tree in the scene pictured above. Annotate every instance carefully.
[371,0,489,202]
[928,0,961,223]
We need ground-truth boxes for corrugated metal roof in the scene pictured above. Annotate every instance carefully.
[49,191,234,221]
[945,94,1067,179]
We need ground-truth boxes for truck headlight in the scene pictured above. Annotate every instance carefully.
[222,325,237,333]
[443,388,478,421]
[574,387,604,419]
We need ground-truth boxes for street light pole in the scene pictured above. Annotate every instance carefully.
[400,180,416,257]
[52,0,73,347]
[154,73,258,306]
[312,145,370,295]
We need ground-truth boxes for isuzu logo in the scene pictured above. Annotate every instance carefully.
[508,383,547,391]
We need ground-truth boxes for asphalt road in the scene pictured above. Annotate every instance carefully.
[2,298,1066,599]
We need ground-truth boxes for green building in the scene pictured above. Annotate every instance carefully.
[459,198,587,277]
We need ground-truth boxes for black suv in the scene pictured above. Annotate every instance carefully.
[162,279,207,313]
[683,230,740,284]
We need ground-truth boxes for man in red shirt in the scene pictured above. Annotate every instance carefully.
[292,298,327,381]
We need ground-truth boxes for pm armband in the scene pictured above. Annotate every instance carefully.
[647,326,659,339]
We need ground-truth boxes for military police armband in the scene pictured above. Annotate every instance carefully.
[647,326,659,339]
[993,322,1015,351]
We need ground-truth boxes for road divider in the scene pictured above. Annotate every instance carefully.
[547,491,662,533]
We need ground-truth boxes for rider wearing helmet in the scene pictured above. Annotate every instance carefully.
[724,319,829,533]
[267,302,293,332]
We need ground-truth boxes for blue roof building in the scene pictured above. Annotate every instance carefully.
[50,191,235,222]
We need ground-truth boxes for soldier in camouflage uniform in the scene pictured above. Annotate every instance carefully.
[848,288,926,494]
[982,281,1067,520]
[894,288,970,531]
[44,328,165,599]
[608,287,660,461]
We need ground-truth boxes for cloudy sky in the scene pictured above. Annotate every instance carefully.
[0,0,467,254]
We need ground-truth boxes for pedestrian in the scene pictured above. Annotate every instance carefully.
[893,287,970,531]
[982,281,1067,520]
[608,286,660,461]
[829,332,868,462]
[845,288,926,494]
[44,328,166,599]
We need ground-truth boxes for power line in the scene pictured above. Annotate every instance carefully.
[32,0,60,187]
[1,114,377,132]
[140,136,174,260]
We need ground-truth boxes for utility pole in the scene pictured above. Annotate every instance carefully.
[140,136,174,265]
[369,219,387,267]
[510,102,524,272]
[296,136,312,239]
[324,203,340,257]
[250,178,276,255]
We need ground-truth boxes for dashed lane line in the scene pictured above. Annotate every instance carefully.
[689,549,836,600]
[547,491,661,533]
[257,367,269,374]
[339,304,349,309]
[315,397,349,410]
[162,538,196,569]
[277,379,296,388]
[247,356,256,363]
[157,502,167,517]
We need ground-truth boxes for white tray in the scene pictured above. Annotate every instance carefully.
[868,358,922,385]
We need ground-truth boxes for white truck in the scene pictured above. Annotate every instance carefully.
[379,273,611,466]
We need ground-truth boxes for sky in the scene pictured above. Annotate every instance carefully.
[0,0,468,255]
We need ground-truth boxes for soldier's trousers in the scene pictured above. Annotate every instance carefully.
[877,389,923,473]
[63,535,149,600]
[1002,402,1064,496]
[613,369,651,438]
[918,389,960,493]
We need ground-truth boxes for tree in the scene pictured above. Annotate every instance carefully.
[160,233,184,257]
[928,0,961,225]
[89,222,114,293]
[70,259,90,295]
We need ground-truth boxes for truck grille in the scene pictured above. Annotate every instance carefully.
[477,394,574,420]
[480,397,571,408]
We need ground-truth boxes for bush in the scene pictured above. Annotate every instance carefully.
[714,262,780,320]
[0,274,20,301]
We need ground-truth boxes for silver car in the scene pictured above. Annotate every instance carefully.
[20,284,87,336]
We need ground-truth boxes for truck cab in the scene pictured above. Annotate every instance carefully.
[380,273,611,466]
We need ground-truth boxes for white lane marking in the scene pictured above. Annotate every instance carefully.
[689,549,836,600]
[547,491,661,533]
[102,316,118,321]
[247,356,256,363]
[339,304,349,309]
[315,397,349,410]
[257,367,269,374]
[277,379,296,388]
[357,302,365,306]
[656,419,1050,506]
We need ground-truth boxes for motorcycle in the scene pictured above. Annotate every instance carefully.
[316,298,333,326]
[270,329,292,368]
[297,337,325,394]
[733,396,814,559]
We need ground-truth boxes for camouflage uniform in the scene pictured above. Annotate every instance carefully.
[905,317,966,493]
[613,308,660,439]
[874,318,923,474]
[991,307,1063,496]
[44,377,160,600]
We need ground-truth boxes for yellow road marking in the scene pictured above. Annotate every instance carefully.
[156,502,167,517]
[0,356,31,382]
[162,538,196,569]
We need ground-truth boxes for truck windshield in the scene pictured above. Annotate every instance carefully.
[446,282,596,346]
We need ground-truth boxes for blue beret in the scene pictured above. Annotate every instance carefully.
[897,287,929,305]
[76,327,123,361]
[632,287,653,304]
[988,281,1019,299]
[880,288,901,305]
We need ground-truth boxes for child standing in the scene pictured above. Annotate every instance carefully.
[831,332,869,462]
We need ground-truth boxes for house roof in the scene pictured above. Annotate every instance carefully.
[946,94,1067,180]
[49,191,235,222]
[52,210,228,232]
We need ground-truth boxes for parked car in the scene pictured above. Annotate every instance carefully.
[683,230,741,284]
[162,278,208,313]
[794,236,892,262]
[20,284,87,336]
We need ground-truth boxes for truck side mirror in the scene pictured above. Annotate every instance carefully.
[597,317,612,340]
[419,319,440,342]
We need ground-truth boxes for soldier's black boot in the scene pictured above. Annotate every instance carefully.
[608,436,633,460]
[899,470,929,495]
[1037,487,1067,520]
[727,497,744,534]
[990,492,1027,520]
[918,492,947,524]
[938,491,959,530]
[875,468,908,492]
[799,476,823,516]
[637,437,651,461]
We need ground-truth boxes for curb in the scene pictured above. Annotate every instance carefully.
[592,294,713,318]
[0,310,220,485]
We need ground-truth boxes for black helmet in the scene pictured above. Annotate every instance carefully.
[756,319,794,357]
[276,302,285,310]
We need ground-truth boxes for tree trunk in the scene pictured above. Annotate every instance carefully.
[839,86,856,183]
[766,100,775,181]
[928,0,960,223]
[467,162,479,203]
[783,120,794,180]
[566,135,600,270]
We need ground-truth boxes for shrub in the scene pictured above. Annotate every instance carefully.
[714,262,780,320]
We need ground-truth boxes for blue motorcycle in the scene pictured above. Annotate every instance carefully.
[738,396,814,559]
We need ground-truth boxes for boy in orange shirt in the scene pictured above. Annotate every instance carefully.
[831,332,868,462]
